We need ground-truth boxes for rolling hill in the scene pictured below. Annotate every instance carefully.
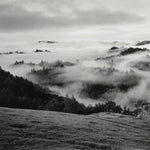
[0,107,150,150]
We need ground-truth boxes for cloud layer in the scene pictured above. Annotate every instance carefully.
[0,0,146,31]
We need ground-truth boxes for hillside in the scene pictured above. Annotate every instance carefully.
[0,107,150,150]
[0,67,124,115]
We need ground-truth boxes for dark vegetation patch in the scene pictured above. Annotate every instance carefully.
[38,60,75,68]
[14,60,24,65]
[34,49,50,53]
[80,80,138,100]
[81,83,114,99]
[38,40,57,44]
[12,61,36,67]
[30,67,64,87]
[30,61,75,87]
[15,51,24,54]
[120,47,148,56]
[110,46,119,50]
[0,51,24,56]
[136,40,150,46]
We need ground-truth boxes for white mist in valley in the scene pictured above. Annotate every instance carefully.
[0,39,110,76]
[1,38,150,109]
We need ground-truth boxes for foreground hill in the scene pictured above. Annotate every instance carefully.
[0,107,150,150]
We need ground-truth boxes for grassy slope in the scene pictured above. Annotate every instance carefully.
[0,107,150,150]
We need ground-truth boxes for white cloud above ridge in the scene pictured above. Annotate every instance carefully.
[0,0,150,40]
[0,0,146,31]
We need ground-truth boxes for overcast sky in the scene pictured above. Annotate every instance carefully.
[0,0,150,40]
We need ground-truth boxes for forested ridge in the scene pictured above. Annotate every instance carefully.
[0,67,130,115]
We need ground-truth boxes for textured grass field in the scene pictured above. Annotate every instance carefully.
[0,107,150,150]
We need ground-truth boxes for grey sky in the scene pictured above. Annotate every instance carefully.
[0,0,149,40]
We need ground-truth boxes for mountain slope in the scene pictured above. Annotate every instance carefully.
[0,107,150,150]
